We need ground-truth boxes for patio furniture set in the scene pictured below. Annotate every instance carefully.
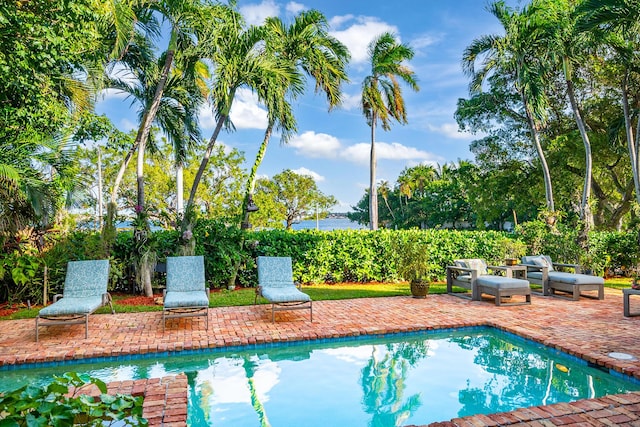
[446,254,605,306]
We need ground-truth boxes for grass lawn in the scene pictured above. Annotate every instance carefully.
[0,279,632,321]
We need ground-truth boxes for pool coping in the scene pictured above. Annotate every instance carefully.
[2,291,640,426]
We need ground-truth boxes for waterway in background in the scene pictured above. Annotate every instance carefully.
[290,217,365,231]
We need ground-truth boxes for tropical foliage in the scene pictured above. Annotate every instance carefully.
[3,0,640,305]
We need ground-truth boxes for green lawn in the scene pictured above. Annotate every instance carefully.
[0,279,631,321]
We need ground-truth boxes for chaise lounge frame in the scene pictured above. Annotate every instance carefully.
[163,256,210,331]
[520,256,604,301]
[36,260,114,342]
[255,256,312,322]
[447,260,531,306]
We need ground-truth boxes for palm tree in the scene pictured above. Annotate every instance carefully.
[102,34,205,296]
[362,32,419,230]
[0,136,77,239]
[576,0,640,210]
[182,8,302,234]
[238,10,350,228]
[462,1,556,216]
[104,0,212,234]
[536,0,596,229]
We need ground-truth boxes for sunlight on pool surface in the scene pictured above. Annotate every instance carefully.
[2,328,638,426]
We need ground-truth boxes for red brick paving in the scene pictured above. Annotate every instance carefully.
[3,288,640,426]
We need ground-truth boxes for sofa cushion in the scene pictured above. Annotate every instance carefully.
[527,271,544,281]
[522,255,554,271]
[455,259,488,276]
[476,276,530,290]
[548,272,604,285]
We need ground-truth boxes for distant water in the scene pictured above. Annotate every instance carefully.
[290,217,365,231]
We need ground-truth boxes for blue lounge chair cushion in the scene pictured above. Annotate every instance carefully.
[38,260,110,317]
[39,296,104,316]
[61,260,110,298]
[164,290,209,308]
[166,256,206,292]
[261,286,311,303]
[257,256,296,288]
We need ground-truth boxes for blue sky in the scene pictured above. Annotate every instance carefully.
[96,0,519,212]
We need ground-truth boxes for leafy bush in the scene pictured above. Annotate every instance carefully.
[2,219,638,304]
[0,372,146,426]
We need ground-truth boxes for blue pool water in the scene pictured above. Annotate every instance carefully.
[1,327,638,426]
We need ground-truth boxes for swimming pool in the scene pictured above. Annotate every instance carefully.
[2,327,638,426]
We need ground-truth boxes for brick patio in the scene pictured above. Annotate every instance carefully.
[2,288,640,426]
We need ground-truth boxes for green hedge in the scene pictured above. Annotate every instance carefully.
[1,219,638,304]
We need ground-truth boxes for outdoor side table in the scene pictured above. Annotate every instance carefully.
[623,288,640,317]
[499,265,527,280]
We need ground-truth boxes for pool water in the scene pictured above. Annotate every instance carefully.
[2,327,639,426]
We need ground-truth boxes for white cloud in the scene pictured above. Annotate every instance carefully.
[329,14,355,29]
[427,123,475,140]
[285,1,305,14]
[292,167,325,182]
[340,92,361,111]
[341,141,437,164]
[411,33,443,50]
[240,0,279,26]
[288,131,342,158]
[330,16,398,64]
[229,88,268,130]
[198,103,216,130]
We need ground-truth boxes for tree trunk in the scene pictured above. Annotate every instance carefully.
[176,163,184,215]
[183,111,228,228]
[369,114,378,230]
[96,147,103,231]
[136,49,175,212]
[523,95,554,212]
[621,73,640,206]
[566,78,594,229]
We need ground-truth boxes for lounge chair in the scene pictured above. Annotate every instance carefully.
[521,255,604,300]
[163,256,210,331]
[446,258,531,306]
[36,259,114,342]
[255,256,312,322]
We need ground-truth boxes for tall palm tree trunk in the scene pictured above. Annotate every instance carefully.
[176,163,184,215]
[183,109,230,231]
[136,49,175,210]
[229,122,274,289]
[96,147,103,231]
[369,114,378,230]
[566,79,594,228]
[621,73,640,247]
[622,74,640,206]
[523,98,555,213]
[241,122,273,225]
